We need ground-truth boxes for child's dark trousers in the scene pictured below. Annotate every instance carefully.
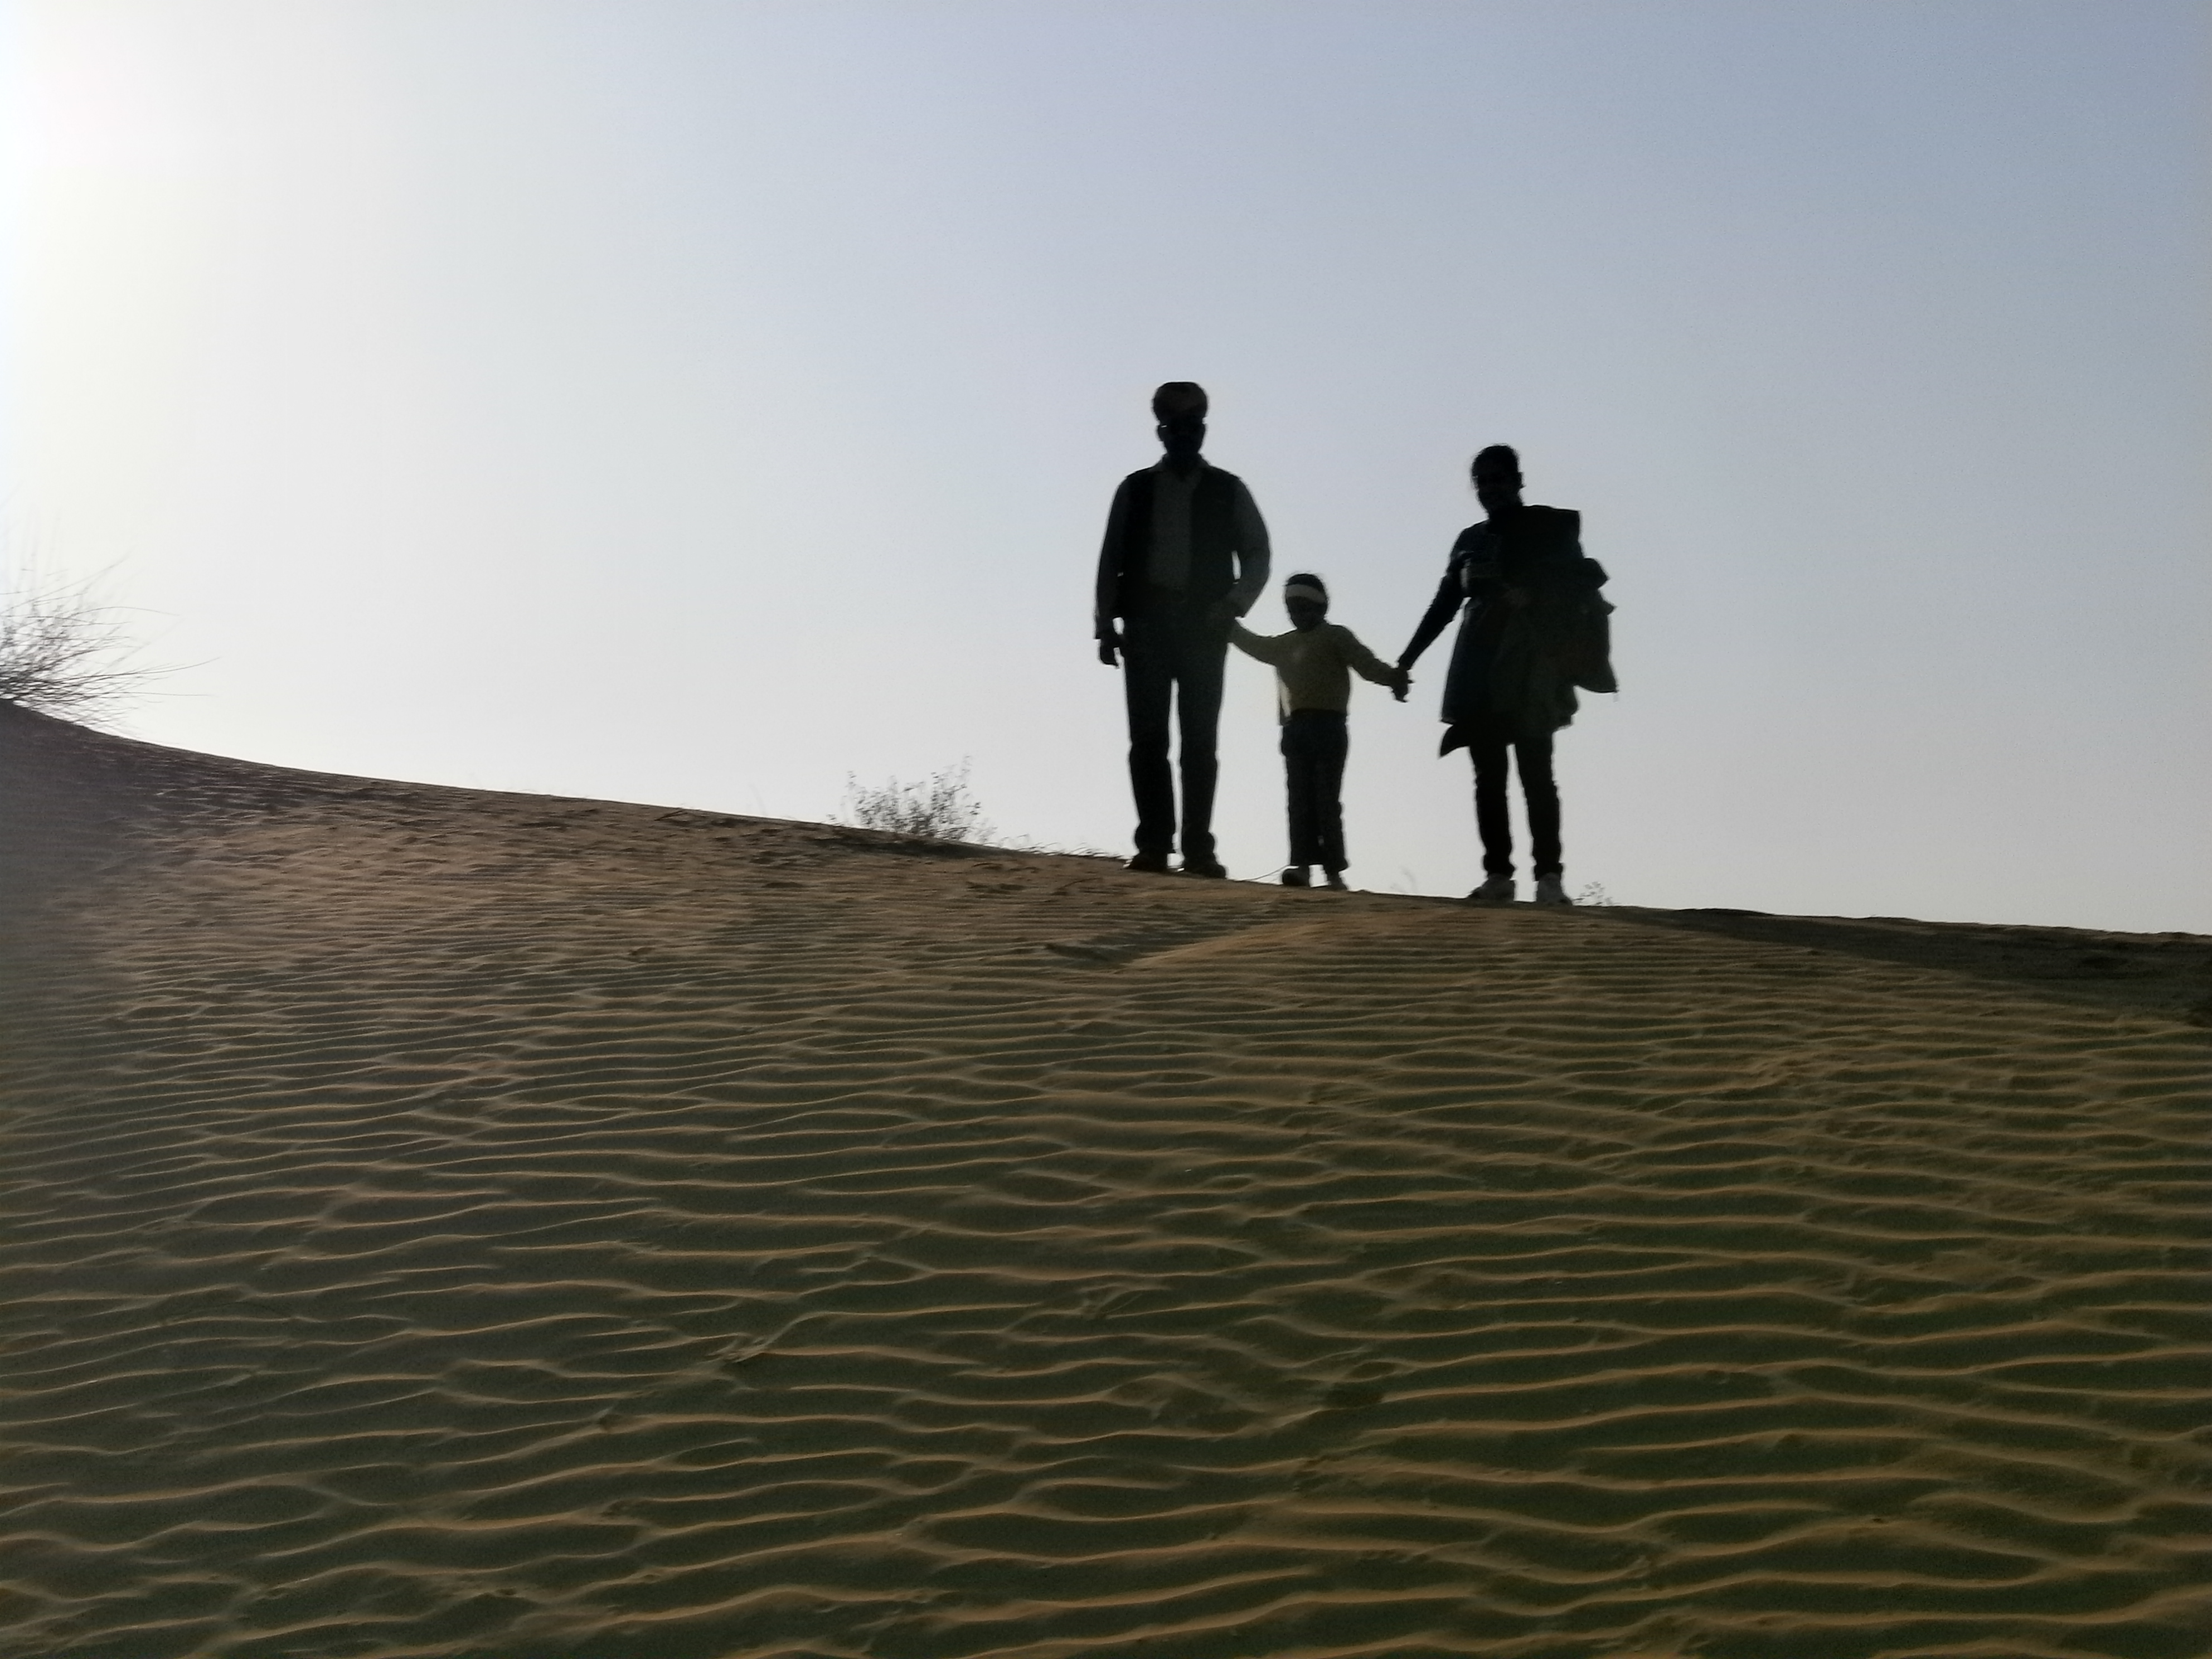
[1282,709,1349,872]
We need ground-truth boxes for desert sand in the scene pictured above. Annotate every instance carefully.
[2,700,2207,1659]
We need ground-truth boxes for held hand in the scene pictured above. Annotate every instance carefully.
[1203,598,1236,629]
[1391,667,1411,703]
[1506,586,1533,609]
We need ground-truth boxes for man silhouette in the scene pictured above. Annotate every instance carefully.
[1398,444,1611,905]
[1095,382,1272,876]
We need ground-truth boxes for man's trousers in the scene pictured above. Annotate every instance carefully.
[1281,709,1348,873]
[1120,606,1229,862]
[1466,712,1562,878]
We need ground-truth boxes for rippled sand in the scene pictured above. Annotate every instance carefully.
[3,703,2208,1659]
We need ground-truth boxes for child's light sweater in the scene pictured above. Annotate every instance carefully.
[1230,620,1399,719]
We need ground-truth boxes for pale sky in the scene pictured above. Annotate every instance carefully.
[8,1,2209,933]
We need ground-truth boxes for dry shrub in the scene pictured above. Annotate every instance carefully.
[0,574,168,730]
[835,760,996,843]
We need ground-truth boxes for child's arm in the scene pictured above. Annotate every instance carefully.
[1229,622,1289,663]
[1332,625,1410,696]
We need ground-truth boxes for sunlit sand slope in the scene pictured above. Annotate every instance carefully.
[3,704,2208,1659]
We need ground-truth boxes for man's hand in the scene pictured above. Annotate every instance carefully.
[1506,586,1533,609]
[1203,597,1237,629]
[1390,667,1411,703]
[1097,629,1123,668]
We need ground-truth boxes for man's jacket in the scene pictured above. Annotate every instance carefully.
[1413,506,1615,740]
[1094,463,1267,634]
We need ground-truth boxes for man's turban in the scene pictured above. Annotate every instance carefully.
[1152,382,1209,420]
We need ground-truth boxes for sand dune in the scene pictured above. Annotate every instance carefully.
[3,702,2207,1659]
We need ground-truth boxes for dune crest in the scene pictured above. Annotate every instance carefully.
[3,704,2206,1659]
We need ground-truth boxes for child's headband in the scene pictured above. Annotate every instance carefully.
[1284,581,1328,604]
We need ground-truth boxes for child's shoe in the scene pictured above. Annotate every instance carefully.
[1322,869,1348,891]
[1467,874,1516,903]
[1533,875,1573,905]
[1280,866,1311,887]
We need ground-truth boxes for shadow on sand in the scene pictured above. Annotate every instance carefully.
[1592,901,2212,1027]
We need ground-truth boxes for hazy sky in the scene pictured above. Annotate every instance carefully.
[9,1,2209,932]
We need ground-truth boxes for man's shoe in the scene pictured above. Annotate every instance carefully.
[1533,875,1573,906]
[1322,871,1349,891]
[1178,859,1228,879]
[1124,851,1172,874]
[1467,874,1516,904]
[1279,866,1311,887]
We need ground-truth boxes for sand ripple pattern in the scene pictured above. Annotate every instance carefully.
[3,711,2208,1659]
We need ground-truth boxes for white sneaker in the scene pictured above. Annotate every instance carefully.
[1533,875,1573,905]
[1467,875,1515,903]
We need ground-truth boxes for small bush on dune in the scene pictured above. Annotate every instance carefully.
[0,573,168,730]
[833,760,1115,858]
[836,760,997,844]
